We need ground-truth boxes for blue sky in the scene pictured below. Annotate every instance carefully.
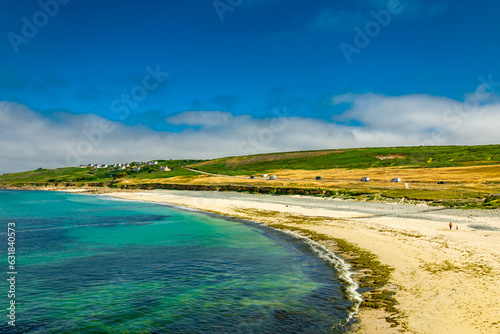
[1,0,500,172]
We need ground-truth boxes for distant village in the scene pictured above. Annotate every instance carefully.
[79,161,171,172]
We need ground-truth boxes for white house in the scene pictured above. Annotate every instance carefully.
[133,167,141,171]
[79,164,86,168]
[147,161,158,165]
[100,164,108,168]
[118,165,127,170]
[159,166,170,172]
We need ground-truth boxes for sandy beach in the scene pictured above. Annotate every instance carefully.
[104,190,500,334]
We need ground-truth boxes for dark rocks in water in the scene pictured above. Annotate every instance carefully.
[273,310,289,321]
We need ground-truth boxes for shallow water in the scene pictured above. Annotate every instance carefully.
[0,190,356,333]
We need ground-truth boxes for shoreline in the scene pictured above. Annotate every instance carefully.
[101,189,500,334]
[101,192,365,316]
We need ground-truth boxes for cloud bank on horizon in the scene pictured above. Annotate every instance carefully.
[2,86,499,173]
[1,0,499,172]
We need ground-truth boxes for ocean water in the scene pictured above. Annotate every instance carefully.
[0,190,358,333]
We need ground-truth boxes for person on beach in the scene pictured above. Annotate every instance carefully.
[449,221,453,230]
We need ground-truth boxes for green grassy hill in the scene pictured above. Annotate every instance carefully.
[0,160,204,186]
[2,145,499,186]
[189,145,500,175]
[2,145,500,209]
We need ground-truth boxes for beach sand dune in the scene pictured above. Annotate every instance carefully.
[105,190,500,334]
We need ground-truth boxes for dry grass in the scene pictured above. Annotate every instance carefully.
[114,165,500,207]
[268,164,500,183]
[376,155,407,160]
[147,165,498,191]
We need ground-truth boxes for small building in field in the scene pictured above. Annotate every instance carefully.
[390,177,402,182]
[159,166,170,172]
[269,175,277,180]
[361,177,370,182]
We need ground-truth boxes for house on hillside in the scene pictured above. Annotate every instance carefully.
[147,161,158,165]
[159,166,170,172]
[79,164,86,168]
[133,167,141,171]
[87,164,94,167]
[100,164,108,168]
[118,165,127,170]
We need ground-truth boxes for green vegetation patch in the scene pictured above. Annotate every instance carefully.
[189,145,500,175]
[422,260,492,276]
[256,217,400,325]
[0,160,205,186]
[381,189,479,201]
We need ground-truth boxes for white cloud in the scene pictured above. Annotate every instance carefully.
[1,92,499,173]
[333,92,500,144]
[166,111,233,127]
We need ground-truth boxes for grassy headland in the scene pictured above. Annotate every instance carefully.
[2,145,500,208]
[189,144,500,173]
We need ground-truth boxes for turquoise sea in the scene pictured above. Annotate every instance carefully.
[0,189,358,333]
